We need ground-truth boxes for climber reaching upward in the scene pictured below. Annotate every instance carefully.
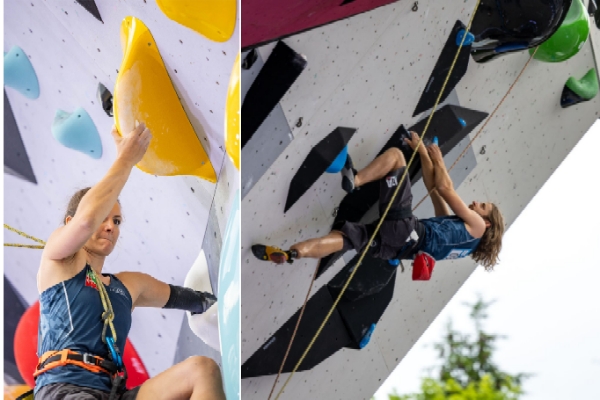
[253,131,504,271]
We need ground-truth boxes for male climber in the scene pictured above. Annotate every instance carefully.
[253,132,505,270]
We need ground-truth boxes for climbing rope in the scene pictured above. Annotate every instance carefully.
[4,223,118,345]
[272,1,484,398]
[89,268,118,344]
[4,223,46,248]
[267,262,321,400]
[412,47,538,212]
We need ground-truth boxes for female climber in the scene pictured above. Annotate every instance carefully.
[252,131,505,271]
[34,123,225,400]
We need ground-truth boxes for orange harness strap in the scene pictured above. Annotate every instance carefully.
[34,349,114,378]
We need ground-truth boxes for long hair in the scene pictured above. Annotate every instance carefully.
[471,203,505,271]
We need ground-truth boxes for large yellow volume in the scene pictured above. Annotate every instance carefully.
[225,53,240,170]
[156,0,236,43]
[114,17,216,182]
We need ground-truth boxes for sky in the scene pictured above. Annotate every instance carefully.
[374,119,600,399]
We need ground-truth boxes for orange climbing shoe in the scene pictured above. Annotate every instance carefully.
[252,245,294,264]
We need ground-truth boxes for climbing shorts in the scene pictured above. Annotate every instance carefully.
[35,383,140,400]
[336,166,418,259]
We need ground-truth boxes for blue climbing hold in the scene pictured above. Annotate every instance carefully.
[326,146,348,173]
[388,259,400,267]
[4,46,40,99]
[458,118,466,127]
[433,136,439,146]
[51,108,102,159]
[494,42,529,54]
[359,323,377,349]
[456,29,475,46]
[218,190,240,400]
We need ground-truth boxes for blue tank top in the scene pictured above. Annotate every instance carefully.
[35,265,132,394]
[418,216,481,261]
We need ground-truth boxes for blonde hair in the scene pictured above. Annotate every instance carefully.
[471,203,505,271]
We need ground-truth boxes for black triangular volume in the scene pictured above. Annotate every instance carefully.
[328,257,397,348]
[284,127,356,213]
[413,20,471,117]
[317,105,488,278]
[241,41,307,148]
[589,0,598,17]
[4,275,29,384]
[76,0,103,23]
[241,286,353,378]
[561,85,586,108]
[4,91,37,184]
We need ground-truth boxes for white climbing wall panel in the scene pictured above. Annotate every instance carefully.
[4,0,239,379]
[241,0,600,399]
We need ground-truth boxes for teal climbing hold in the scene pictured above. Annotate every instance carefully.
[4,46,40,99]
[326,146,348,173]
[51,108,102,159]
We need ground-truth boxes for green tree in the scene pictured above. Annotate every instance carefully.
[389,297,530,400]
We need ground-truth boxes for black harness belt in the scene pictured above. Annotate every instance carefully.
[385,207,414,220]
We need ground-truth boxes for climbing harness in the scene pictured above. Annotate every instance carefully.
[4,223,128,398]
[34,349,120,378]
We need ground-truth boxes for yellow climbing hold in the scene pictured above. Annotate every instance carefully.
[114,16,217,182]
[225,53,240,170]
[156,0,236,43]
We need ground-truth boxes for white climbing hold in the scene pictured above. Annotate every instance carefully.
[184,249,220,351]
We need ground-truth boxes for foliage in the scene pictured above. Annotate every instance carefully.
[389,297,530,400]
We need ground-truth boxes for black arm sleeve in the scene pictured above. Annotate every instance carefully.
[163,285,217,315]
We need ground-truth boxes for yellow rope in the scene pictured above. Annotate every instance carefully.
[274,1,482,398]
[411,47,538,212]
[3,223,118,342]
[4,243,45,249]
[4,223,46,245]
[89,269,118,343]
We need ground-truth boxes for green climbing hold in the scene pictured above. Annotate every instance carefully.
[531,0,590,63]
[566,69,599,99]
[561,68,599,107]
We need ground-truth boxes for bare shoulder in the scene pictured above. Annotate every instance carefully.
[464,212,486,239]
[37,248,87,294]
[115,271,170,309]
[114,271,147,305]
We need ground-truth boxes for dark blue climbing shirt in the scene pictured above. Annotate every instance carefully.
[418,216,481,261]
[35,265,132,395]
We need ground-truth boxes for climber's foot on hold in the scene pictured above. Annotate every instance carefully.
[341,155,357,194]
[252,245,297,264]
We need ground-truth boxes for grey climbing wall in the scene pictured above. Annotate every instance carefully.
[240,1,600,399]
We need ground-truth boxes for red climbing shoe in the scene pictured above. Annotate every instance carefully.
[252,245,293,264]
